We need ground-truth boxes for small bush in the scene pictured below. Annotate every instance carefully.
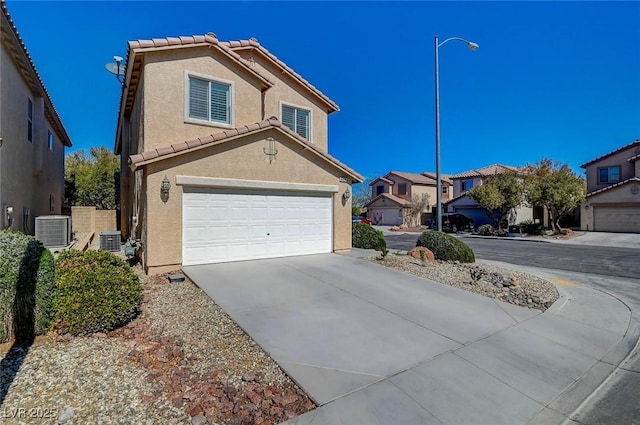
[477,224,494,236]
[54,250,143,335]
[520,220,546,236]
[416,231,475,263]
[0,230,56,343]
[352,222,386,252]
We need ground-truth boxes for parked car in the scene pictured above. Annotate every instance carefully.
[442,213,474,232]
[352,216,372,225]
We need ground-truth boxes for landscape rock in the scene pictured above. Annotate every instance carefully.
[57,407,75,424]
[407,247,435,262]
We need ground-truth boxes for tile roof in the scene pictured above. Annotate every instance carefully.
[580,140,640,168]
[364,192,412,208]
[128,117,363,182]
[421,171,453,184]
[443,192,471,205]
[221,39,339,112]
[450,164,519,179]
[1,1,71,147]
[369,177,394,186]
[386,171,436,185]
[628,154,640,162]
[586,177,640,197]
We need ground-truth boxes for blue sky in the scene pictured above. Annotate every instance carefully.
[6,1,640,181]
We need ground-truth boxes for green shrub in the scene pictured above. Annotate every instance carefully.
[352,222,386,252]
[416,231,475,263]
[0,230,56,343]
[520,220,546,236]
[477,224,494,236]
[54,250,143,335]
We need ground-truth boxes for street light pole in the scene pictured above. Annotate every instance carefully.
[434,35,478,232]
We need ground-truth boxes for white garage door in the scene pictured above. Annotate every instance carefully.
[594,206,640,233]
[183,189,333,265]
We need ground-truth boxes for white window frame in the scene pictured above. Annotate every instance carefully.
[280,101,313,142]
[27,97,33,143]
[184,71,234,128]
[47,130,54,151]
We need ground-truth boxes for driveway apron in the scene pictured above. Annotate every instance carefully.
[184,253,631,425]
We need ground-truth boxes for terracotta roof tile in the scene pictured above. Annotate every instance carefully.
[1,1,72,147]
[128,118,362,182]
[586,177,640,197]
[385,171,435,185]
[450,164,519,179]
[364,193,412,208]
[581,140,640,168]
[166,37,182,46]
[628,154,640,162]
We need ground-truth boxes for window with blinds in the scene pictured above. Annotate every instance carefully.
[281,105,310,140]
[188,76,230,124]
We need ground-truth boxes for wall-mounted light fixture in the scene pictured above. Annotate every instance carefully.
[160,176,171,203]
[342,187,351,202]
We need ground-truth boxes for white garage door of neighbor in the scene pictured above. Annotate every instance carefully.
[594,206,640,233]
[183,189,333,265]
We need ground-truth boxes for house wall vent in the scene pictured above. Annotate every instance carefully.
[100,231,121,252]
[35,215,72,247]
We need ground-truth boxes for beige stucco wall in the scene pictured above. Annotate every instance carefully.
[584,148,637,193]
[452,176,483,197]
[581,183,640,230]
[140,130,352,274]
[237,52,329,151]
[141,47,264,152]
[370,180,392,197]
[1,40,65,233]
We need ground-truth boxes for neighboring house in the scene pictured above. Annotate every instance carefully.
[580,139,640,233]
[114,34,362,273]
[445,164,535,227]
[0,2,72,234]
[365,171,451,226]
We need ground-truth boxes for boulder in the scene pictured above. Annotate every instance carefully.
[407,247,435,262]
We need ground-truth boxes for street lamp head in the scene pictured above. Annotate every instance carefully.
[467,41,479,51]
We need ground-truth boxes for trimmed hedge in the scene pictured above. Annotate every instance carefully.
[416,231,475,263]
[352,222,386,252]
[54,250,143,335]
[0,230,56,343]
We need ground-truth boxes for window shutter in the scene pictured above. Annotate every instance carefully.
[210,82,229,123]
[189,78,209,120]
[282,106,295,132]
[295,109,309,139]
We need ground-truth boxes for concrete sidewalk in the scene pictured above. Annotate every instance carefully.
[184,254,635,425]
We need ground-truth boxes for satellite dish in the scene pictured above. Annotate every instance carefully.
[105,62,124,76]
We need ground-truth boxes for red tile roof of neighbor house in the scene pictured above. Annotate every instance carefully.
[586,177,640,197]
[128,117,363,182]
[369,177,394,186]
[1,1,72,147]
[364,192,413,208]
[450,164,519,179]
[386,171,436,185]
[421,172,453,184]
[221,39,339,112]
[628,154,640,162]
[580,139,640,168]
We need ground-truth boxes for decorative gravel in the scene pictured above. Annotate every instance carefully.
[370,254,559,311]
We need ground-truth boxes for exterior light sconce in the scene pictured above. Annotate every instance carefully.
[342,187,351,203]
[160,176,171,203]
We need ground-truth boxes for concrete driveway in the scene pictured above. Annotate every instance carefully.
[184,254,633,425]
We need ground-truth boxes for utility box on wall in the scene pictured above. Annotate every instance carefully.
[100,231,121,252]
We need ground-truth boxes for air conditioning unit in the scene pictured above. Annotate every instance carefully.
[35,215,72,247]
[100,231,121,252]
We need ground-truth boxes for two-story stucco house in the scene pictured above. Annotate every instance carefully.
[0,2,72,233]
[580,139,640,233]
[445,164,536,227]
[364,171,452,226]
[114,34,362,273]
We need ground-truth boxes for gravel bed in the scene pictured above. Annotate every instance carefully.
[371,254,559,311]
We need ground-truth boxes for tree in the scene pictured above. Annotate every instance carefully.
[524,159,585,233]
[467,171,525,228]
[351,177,375,209]
[65,147,119,209]
[405,193,430,227]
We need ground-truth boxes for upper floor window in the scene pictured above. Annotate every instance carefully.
[442,186,448,194]
[188,76,231,124]
[282,105,310,140]
[461,179,473,191]
[598,166,621,184]
[398,183,407,195]
[376,185,384,196]
[27,98,33,142]
[47,130,54,151]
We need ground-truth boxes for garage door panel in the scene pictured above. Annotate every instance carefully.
[183,190,332,265]
[594,207,640,232]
